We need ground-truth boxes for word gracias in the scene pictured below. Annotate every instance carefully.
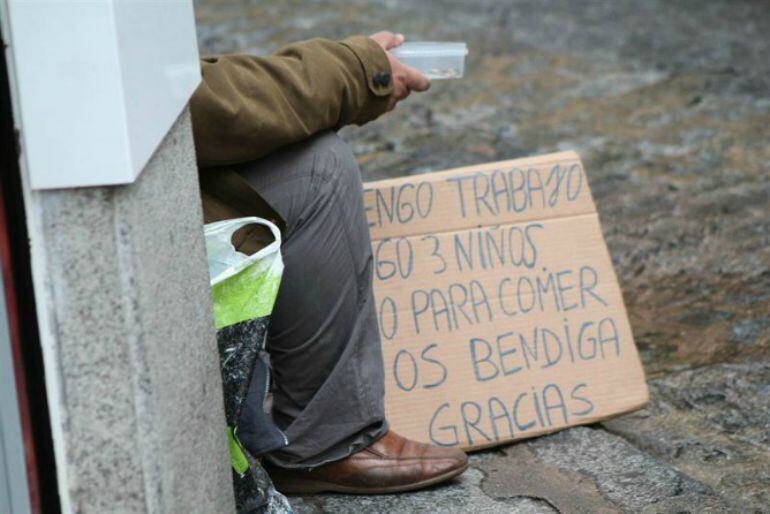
[428,381,595,447]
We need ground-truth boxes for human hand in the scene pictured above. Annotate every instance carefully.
[369,31,431,111]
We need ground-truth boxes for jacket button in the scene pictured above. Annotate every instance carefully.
[373,71,391,87]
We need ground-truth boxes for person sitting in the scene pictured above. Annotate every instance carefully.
[190,31,468,494]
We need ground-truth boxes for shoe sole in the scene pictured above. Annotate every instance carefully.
[272,461,470,495]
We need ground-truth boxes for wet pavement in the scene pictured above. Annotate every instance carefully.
[194,0,770,511]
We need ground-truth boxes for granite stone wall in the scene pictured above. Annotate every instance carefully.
[32,109,234,513]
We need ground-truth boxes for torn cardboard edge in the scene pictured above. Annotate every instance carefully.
[364,151,649,451]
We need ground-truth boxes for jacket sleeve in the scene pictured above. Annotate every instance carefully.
[190,36,394,168]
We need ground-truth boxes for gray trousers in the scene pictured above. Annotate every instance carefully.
[235,132,388,468]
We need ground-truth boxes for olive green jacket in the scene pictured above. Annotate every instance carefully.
[190,35,394,247]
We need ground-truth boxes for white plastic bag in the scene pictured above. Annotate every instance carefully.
[205,217,284,330]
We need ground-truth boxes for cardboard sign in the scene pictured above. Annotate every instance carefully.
[364,151,648,450]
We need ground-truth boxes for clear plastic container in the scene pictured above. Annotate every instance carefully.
[391,42,468,80]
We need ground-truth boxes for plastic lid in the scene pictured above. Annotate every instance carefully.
[392,42,468,57]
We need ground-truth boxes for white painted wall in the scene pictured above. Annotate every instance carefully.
[6,0,201,189]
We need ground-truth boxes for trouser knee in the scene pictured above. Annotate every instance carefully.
[305,132,364,201]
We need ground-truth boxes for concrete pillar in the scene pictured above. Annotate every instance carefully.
[26,110,234,513]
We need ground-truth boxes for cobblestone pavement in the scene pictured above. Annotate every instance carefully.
[195,1,770,512]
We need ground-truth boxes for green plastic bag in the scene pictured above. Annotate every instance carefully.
[205,217,291,514]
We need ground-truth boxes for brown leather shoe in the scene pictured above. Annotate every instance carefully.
[264,431,468,494]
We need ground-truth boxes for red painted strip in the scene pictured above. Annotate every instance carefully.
[0,179,42,513]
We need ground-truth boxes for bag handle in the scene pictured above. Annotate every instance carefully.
[205,217,282,285]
